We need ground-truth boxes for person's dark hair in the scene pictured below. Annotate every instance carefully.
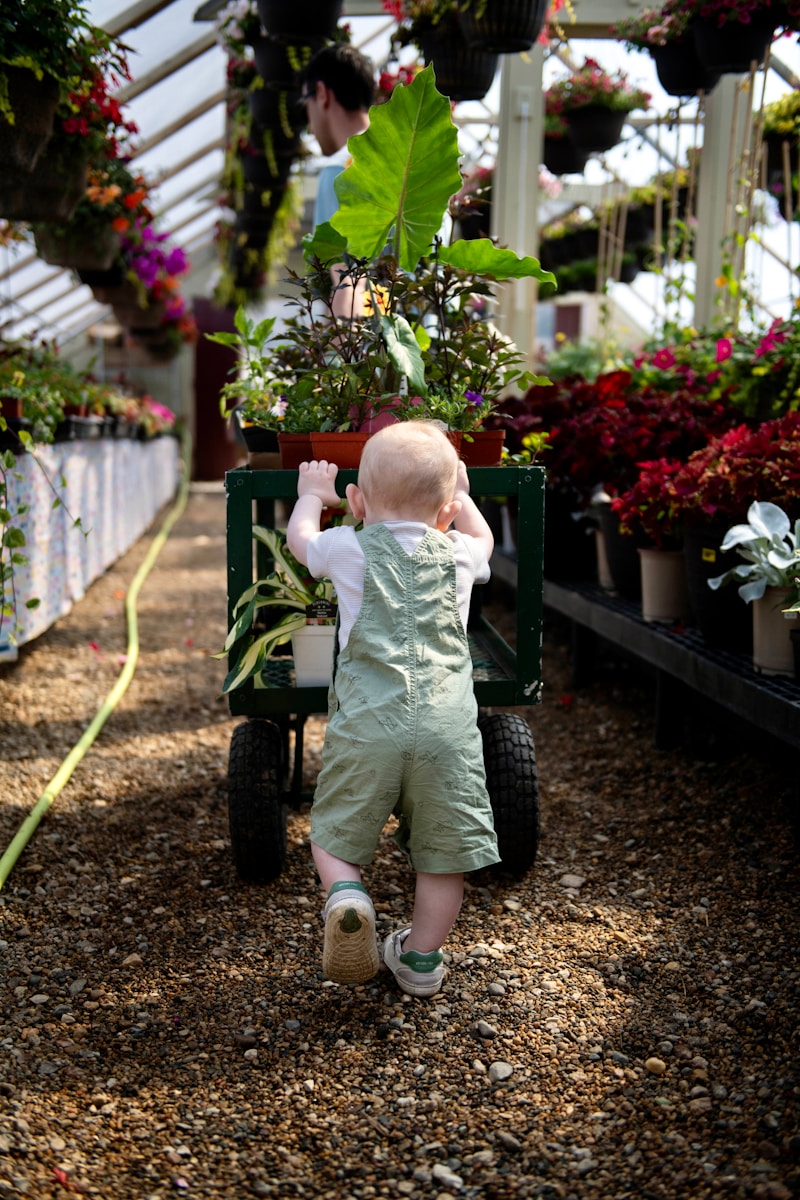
[299,43,376,112]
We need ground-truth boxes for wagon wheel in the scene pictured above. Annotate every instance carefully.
[227,718,288,883]
[479,712,540,876]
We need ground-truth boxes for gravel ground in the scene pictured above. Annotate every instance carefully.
[0,485,798,1200]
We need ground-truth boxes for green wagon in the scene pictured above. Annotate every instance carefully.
[224,463,545,882]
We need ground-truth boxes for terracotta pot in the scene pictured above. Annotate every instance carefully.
[0,66,59,172]
[278,432,313,469]
[458,0,548,53]
[310,431,370,469]
[0,396,24,420]
[460,429,505,467]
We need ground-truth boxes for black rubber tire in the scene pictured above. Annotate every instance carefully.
[479,712,540,876]
[227,719,287,883]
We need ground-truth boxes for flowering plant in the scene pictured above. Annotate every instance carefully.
[705,316,800,421]
[376,59,421,103]
[214,0,263,56]
[708,501,800,601]
[612,411,800,542]
[612,1,691,48]
[677,0,792,28]
[546,58,651,115]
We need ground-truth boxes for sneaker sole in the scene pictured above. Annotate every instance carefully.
[322,902,380,984]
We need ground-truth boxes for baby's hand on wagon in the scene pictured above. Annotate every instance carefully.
[297,460,344,508]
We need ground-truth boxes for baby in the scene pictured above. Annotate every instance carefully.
[286,421,499,996]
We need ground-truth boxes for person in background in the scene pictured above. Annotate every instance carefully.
[286,422,500,997]
[298,43,375,317]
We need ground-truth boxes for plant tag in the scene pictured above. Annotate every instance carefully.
[306,599,337,625]
[701,547,716,563]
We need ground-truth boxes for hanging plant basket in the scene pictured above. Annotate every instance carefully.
[0,66,59,172]
[563,105,627,154]
[34,222,120,272]
[541,134,588,176]
[417,29,498,103]
[113,300,167,332]
[458,0,549,54]
[0,144,87,223]
[252,35,315,91]
[256,0,342,44]
[691,13,776,74]
[248,86,305,134]
[649,40,720,97]
[241,148,293,188]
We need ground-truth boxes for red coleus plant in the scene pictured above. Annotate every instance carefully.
[612,410,800,544]
[492,368,738,502]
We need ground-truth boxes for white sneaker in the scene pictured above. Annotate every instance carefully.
[383,928,445,997]
[321,883,379,985]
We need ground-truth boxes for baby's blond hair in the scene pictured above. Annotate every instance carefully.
[357,421,458,517]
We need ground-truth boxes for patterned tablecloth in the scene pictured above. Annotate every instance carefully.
[1,435,181,654]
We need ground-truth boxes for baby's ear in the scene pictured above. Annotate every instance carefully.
[346,482,366,521]
[436,498,461,531]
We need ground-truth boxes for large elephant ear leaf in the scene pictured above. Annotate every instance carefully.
[439,238,557,286]
[331,64,462,273]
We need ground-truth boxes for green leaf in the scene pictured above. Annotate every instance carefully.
[331,65,462,273]
[382,313,427,395]
[438,239,557,285]
[303,221,348,265]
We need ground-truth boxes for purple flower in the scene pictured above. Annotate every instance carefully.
[465,390,484,405]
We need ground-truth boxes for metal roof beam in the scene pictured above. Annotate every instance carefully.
[133,88,226,156]
[116,30,218,102]
[103,0,180,37]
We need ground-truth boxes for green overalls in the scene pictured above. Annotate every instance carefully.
[310,523,500,874]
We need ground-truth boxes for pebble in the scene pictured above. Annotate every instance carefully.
[645,1057,667,1075]
[1,492,797,1200]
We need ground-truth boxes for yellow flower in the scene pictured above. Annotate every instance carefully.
[715,275,727,288]
[363,284,390,317]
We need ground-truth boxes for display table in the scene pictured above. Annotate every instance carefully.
[1,435,180,654]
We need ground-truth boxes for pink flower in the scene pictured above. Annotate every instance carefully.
[652,347,676,369]
[716,337,733,363]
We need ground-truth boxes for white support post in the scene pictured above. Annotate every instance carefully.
[493,45,545,366]
[693,75,746,327]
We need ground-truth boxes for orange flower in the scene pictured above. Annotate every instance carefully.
[124,188,148,209]
[111,216,130,232]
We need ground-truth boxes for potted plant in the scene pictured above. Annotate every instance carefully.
[545,57,651,154]
[216,525,337,692]
[708,500,800,674]
[0,0,99,172]
[211,65,553,467]
[456,0,551,54]
[612,1,720,96]
[679,0,785,72]
[760,89,800,217]
[383,1,499,103]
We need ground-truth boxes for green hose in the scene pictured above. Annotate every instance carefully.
[0,432,193,892]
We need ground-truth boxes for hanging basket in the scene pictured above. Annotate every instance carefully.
[252,35,315,91]
[418,29,498,103]
[691,13,776,73]
[256,0,342,44]
[248,86,305,134]
[458,0,549,53]
[241,148,293,188]
[541,134,588,176]
[0,66,59,173]
[649,40,720,97]
[34,222,120,272]
[0,143,87,223]
[563,105,627,154]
